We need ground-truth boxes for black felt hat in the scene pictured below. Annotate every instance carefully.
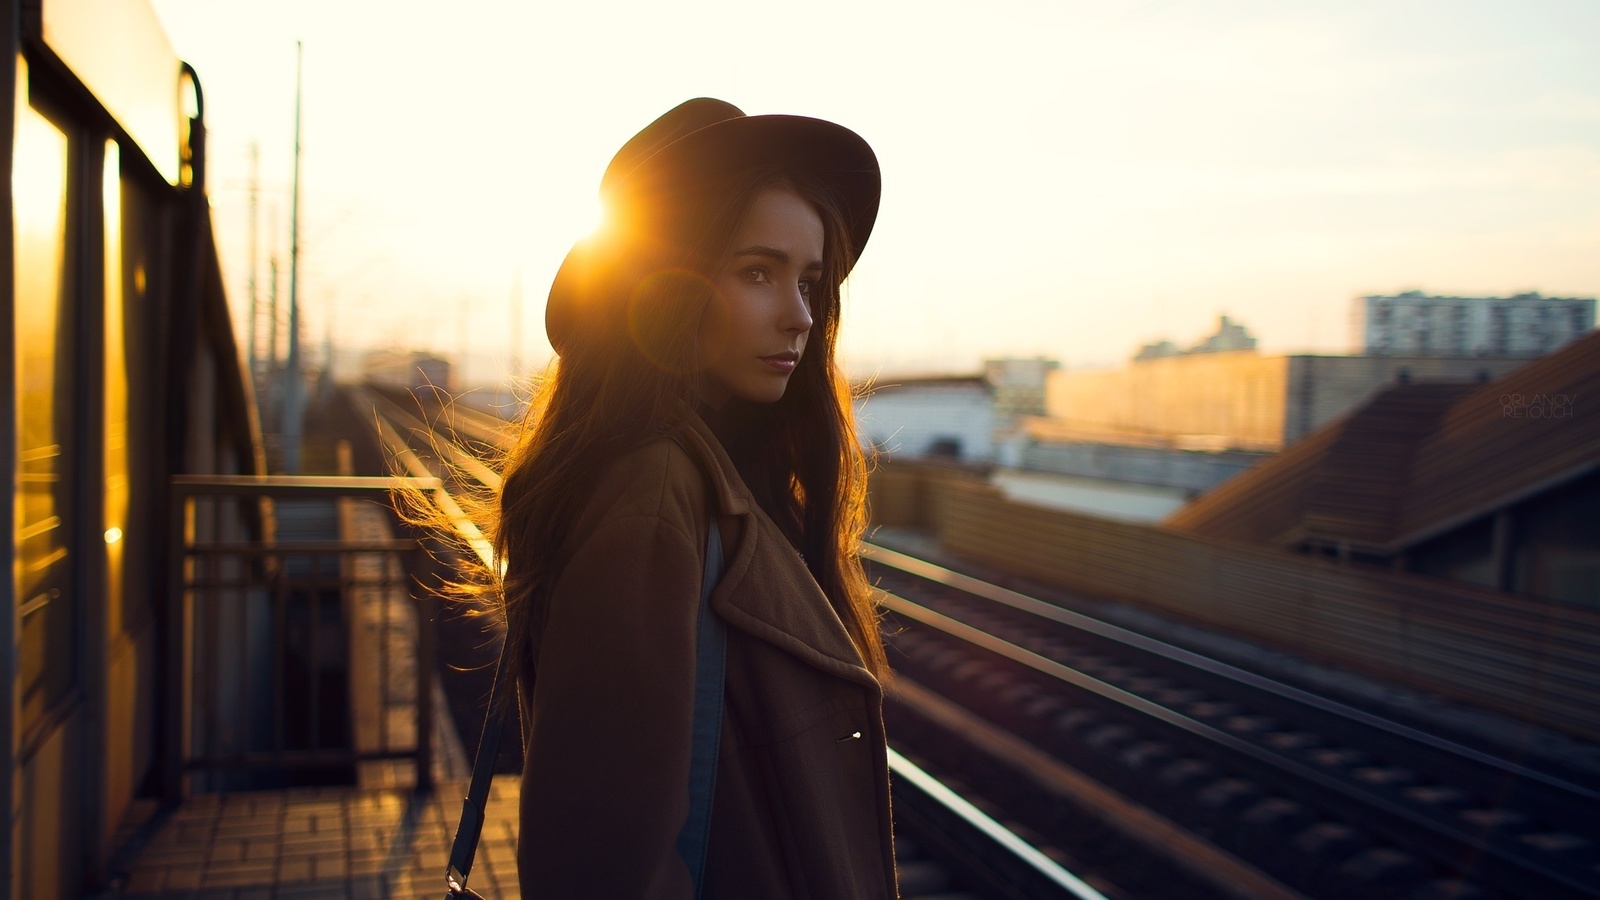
[544,98,881,356]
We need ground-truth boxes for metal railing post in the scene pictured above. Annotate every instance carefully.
[166,474,447,788]
[413,542,437,793]
[163,488,189,803]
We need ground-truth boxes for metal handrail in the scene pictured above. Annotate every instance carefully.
[165,474,449,800]
[888,748,1108,900]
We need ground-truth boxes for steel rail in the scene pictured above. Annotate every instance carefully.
[366,397,495,571]
[878,587,1600,899]
[888,747,1111,900]
[863,541,1600,805]
[364,382,513,451]
[362,387,503,489]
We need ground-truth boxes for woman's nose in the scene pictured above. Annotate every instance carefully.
[783,287,814,334]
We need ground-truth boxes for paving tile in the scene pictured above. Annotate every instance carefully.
[277,858,314,882]
[201,860,276,881]
[245,840,281,862]
[199,865,272,889]
[274,882,346,899]
[206,841,246,864]
[120,779,525,896]
[348,854,388,876]
[214,820,279,840]
[123,868,166,892]
[281,831,333,851]
[176,823,220,843]
[162,866,204,890]
[481,841,517,869]
[311,854,348,879]
[141,845,205,867]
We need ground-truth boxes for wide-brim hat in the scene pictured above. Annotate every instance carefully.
[545,98,881,356]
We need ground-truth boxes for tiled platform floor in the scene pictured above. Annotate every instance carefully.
[115,778,520,899]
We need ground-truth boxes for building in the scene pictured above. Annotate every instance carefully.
[1357,290,1594,358]
[1165,329,1600,606]
[855,375,995,462]
[1192,314,1258,353]
[1136,314,1258,359]
[361,349,453,391]
[984,356,1059,426]
[1045,351,1530,453]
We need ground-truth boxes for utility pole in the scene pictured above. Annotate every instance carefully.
[247,142,259,392]
[458,293,471,393]
[282,41,305,472]
[260,203,279,433]
[510,271,523,382]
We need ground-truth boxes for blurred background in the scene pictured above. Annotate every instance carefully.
[150,0,1600,387]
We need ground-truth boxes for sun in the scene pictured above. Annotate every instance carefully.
[573,195,605,242]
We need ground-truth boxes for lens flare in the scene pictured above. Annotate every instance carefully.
[628,268,719,374]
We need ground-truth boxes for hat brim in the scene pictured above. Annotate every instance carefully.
[546,112,880,356]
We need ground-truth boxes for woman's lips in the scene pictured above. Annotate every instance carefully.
[761,352,799,373]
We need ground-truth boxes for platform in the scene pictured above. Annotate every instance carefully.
[115,778,519,898]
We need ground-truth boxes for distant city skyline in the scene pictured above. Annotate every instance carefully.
[150,0,1600,385]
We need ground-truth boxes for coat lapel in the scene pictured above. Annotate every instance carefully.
[676,417,881,693]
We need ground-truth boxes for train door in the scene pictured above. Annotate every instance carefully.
[12,54,90,900]
[9,1,202,891]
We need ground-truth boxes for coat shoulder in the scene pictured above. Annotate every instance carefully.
[575,434,711,539]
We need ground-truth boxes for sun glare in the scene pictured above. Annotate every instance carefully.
[572,196,605,243]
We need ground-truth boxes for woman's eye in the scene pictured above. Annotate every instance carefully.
[743,267,769,284]
[798,280,815,298]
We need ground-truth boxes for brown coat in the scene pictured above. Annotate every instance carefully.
[516,413,898,899]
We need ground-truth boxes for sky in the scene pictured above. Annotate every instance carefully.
[148,0,1600,384]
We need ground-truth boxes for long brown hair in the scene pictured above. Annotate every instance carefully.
[493,166,888,700]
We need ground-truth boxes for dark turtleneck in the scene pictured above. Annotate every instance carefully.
[696,399,764,472]
[694,399,802,546]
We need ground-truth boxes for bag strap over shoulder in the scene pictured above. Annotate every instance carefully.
[445,638,513,898]
[445,519,728,898]
[676,522,727,897]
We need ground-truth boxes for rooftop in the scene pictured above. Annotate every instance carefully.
[1165,329,1600,554]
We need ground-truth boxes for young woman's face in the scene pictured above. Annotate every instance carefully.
[699,186,824,406]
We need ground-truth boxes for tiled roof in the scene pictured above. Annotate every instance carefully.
[1395,329,1600,547]
[1159,414,1341,545]
[1164,330,1600,553]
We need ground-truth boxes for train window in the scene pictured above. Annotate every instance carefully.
[105,139,129,636]
[13,68,79,738]
[178,68,196,188]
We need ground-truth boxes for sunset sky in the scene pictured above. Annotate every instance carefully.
[149,0,1600,384]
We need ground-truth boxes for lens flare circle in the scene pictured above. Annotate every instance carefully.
[628,267,721,375]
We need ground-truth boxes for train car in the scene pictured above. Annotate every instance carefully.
[3,0,260,895]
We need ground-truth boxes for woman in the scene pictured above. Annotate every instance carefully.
[496,98,896,898]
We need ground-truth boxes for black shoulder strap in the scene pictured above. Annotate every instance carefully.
[445,640,512,897]
[445,521,728,898]
[676,523,727,897]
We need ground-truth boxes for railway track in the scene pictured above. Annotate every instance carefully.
[358,382,1599,898]
[868,543,1600,900]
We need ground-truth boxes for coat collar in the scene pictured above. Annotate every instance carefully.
[674,414,881,694]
